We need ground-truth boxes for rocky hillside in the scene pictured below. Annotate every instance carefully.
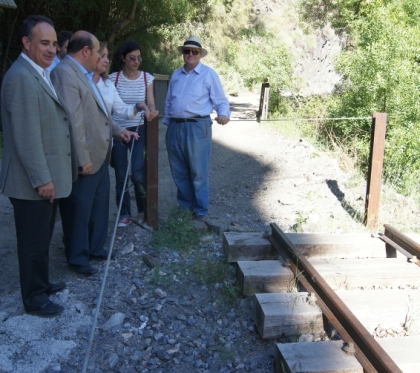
[252,0,342,95]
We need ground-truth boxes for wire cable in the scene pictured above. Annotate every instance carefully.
[159,114,372,122]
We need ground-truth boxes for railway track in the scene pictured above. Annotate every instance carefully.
[223,224,420,373]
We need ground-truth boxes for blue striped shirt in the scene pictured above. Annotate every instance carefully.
[163,62,230,124]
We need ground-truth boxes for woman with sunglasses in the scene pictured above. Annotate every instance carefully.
[109,41,159,227]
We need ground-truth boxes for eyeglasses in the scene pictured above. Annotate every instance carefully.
[128,56,142,62]
[183,49,200,56]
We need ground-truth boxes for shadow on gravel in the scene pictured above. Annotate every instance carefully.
[158,119,275,229]
[326,179,364,224]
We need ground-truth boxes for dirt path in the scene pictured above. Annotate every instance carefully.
[158,91,367,234]
[160,91,420,234]
[0,91,419,372]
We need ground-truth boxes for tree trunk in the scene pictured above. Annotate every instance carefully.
[106,0,138,56]
[2,10,19,79]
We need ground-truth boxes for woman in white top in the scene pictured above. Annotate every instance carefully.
[108,40,158,227]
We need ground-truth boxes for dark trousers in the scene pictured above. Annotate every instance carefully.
[111,127,145,218]
[59,160,110,266]
[9,197,58,311]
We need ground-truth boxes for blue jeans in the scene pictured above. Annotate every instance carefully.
[165,118,212,216]
[111,127,145,218]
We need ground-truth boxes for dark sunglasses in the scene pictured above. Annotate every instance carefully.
[128,56,142,62]
[183,49,200,56]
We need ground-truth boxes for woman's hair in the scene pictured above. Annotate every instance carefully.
[111,40,142,73]
[99,41,109,79]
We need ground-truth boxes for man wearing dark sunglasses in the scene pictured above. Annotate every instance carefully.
[164,35,230,222]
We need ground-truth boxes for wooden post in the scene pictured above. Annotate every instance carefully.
[152,73,169,115]
[144,116,159,229]
[364,112,387,230]
[257,79,270,121]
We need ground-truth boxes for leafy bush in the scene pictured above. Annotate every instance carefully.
[324,3,420,191]
[298,0,420,196]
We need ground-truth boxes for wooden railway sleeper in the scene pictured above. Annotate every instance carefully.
[268,223,403,373]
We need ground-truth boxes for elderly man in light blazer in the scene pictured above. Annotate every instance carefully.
[0,15,76,317]
[51,31,137,276]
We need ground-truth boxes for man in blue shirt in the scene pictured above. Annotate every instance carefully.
[164,35,230,221]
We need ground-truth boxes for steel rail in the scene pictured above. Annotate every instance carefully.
[384,224,420,258]
[269,223,403,373]
[378,234,418,265]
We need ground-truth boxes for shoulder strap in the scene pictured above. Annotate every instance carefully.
[143,72,147,104]
[114,71,120,87]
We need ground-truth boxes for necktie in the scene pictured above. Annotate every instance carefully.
[85,72,108,116]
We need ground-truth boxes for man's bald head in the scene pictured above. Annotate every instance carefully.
[67,30,96,54]
[66,30,100,72]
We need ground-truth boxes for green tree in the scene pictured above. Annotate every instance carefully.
[0,0,211,79]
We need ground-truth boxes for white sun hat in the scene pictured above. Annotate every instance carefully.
[177,35,208,57]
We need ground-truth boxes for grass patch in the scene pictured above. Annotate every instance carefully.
[190,250,230,285]
[220,280,242,307]
[291,211,307,233]
[148,266,173,287]
[151,208,200,252]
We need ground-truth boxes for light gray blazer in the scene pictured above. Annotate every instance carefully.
[51,56,123,174]
[0,55,75,200]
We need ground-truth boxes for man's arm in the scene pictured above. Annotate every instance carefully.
[51,66,91,170]
[209,70,230,125]
[5,70,53,190]
[163,77,173,125]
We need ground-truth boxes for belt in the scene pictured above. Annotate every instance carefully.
[172,115,210,123]
[126,125,143,131]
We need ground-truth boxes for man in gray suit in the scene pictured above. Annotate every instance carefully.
[0,15,75,317]
[51,31,136,276]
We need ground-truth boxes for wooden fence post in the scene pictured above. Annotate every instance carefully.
[257,79,270,121]
[144,116,159,230]
[364,112,387,230]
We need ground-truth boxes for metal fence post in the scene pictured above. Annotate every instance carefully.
[364,112,387,230]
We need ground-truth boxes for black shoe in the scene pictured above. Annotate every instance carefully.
[46,282,66,295]
[27,301,64,318]
[89,250,117,261]
[69,264,97,276]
